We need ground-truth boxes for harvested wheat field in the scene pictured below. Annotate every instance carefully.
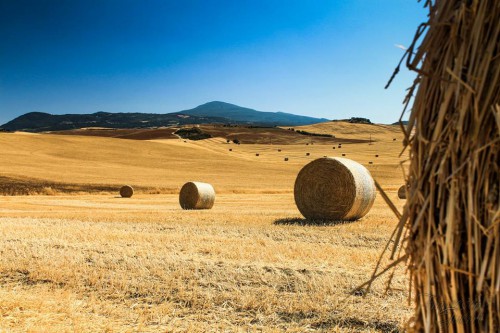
[0,123,410,332]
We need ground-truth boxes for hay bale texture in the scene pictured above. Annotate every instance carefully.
[120,185,134,198]
[179,181,215,210]
[397,185,407,199]
[385,0,500,330]
[294,157,376,221]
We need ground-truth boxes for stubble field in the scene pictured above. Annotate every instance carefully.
[0,122,410,332]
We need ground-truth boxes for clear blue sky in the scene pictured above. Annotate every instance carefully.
[0,0,427,125]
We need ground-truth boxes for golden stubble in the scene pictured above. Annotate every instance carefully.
[0,125,410,332]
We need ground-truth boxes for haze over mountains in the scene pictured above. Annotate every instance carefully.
[1,101,329,132]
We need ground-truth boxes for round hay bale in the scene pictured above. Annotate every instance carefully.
[306,152,310,156]
[375,154,379,157]
[229,148,232,151]
[342,153,346,156]
[284,157,289,161]
[294,157,376,221]
[333,147,336,149]
[120,185,134,198]
[179,181,215,210]
[398,185,407,199]
[255,153,260,156]
[278,149,282,152]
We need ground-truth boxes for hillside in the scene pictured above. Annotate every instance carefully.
[293,121,403,142]
[50,124,373,144]
[0,127,410,331]
[48,121,403,144]
[175,101,329,126]
[1,101,330,132]
[0,111,228,132]
[0,123,406,193]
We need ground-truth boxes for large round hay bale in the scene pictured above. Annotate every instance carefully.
[398,185,407,199]
[179,181,215,210]
[120,185,134,198]
[294,157,376,221]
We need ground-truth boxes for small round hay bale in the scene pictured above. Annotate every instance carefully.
[255,153,260,156]
[333,147,336,149]
[375,154,379,157]
[179,181,215,210]
[278,149,282,152]
[294,157,376,221]
[369,161,373,164]
[306,152,310,156]
[229,148,232,151]
[342,153,346,156]
[398,185,407,199]
[284,157,289,161]
[120,185,134,198]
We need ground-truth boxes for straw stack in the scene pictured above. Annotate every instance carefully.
[397,185,406,199]
[179,181,215,210]
[387,1,499,331]
[294,157,376,221]
[119,185,134,198]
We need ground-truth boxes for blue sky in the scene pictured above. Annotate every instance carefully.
[0,0,427,125]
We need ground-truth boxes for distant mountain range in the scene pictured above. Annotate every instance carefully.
[0,101,329,132]
[175,101,328,126]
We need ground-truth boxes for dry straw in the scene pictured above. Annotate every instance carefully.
[382,0,499,331]
[119,185,134,198]
[294,157,376,221]
[179,181,215,210]
[397,185,407,199]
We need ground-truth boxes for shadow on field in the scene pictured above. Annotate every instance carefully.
[311,316,401,332]
[273,217,357,226]
[274,310,400,332]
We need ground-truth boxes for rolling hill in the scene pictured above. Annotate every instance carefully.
[174,101,329,126]
[1,101,329,132]
[0,123,409,331]
[0,111,228,132]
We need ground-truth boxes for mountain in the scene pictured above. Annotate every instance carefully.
[174,101,328,126]
[1,101,329,132]
[0,111,229,132]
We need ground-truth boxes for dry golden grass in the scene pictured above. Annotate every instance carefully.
[294,122,403,142]
[0,123,410,332]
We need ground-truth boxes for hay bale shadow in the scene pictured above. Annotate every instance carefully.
[274,217,356,226]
